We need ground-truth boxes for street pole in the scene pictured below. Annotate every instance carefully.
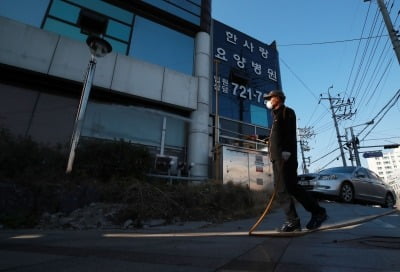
[66,54,97,173]
[66,36,111,173]
[299,139,308,174]
[214,59,220,181]
[298,126,314,174]
[345,120,374,168]
[327,88,347,166]
[375,0,400,64]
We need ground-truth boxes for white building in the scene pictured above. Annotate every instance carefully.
[367,147,400,201]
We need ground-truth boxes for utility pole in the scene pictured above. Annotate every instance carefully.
[298,126,314,174]
[349,127,361,166]
[320,86,356,167]
[345,120,374,167]
[329,90,347,166]
[344,129,355,166]
[214,59,221,181]
[365,0,400,64]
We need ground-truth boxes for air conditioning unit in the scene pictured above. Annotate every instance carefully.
[154,155,178,175]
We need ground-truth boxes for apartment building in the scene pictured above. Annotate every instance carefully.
[367,147,400,200]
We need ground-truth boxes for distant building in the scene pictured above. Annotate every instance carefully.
[366,147,400,200]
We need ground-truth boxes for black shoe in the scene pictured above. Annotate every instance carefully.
[279,219,301,232]
[306,209,328,230]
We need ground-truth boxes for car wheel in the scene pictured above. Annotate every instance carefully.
[382,193,395,208]
[340,182,354,203]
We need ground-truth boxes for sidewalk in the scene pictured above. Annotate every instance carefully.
[0,202,399,272]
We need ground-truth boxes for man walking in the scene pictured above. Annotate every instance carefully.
[264,90,327,232]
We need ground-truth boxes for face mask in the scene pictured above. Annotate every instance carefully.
[266,100,273,109]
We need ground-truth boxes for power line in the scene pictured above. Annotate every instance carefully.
[360,89,400,140]
[311,147,340,164]
[279,57,320,101]
[352,15,385,105]
[320,156,341,170]
[279,57,331,130]
[348,5,380,100]
[345,1,372,96]
[277,35,388,47]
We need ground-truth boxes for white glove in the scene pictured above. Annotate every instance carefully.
[282,151,291,161]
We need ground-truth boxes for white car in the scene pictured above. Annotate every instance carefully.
[298,166,396,208]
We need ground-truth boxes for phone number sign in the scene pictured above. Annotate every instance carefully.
[212,20,281,107]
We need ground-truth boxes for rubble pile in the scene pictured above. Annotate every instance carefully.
[37,203,128,230]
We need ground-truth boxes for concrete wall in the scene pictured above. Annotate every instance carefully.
[0,16,198,110]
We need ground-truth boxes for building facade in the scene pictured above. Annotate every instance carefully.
[366,147,400,200]
[0,0,279,181]
[212,20,280,148]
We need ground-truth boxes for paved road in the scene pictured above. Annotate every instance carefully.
[0,202,399,272]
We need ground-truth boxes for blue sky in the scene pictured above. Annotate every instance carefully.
[212,0,400,172]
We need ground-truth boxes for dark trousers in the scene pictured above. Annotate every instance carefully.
[272,158,323,222]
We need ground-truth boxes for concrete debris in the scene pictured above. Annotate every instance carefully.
[36,203,127,230]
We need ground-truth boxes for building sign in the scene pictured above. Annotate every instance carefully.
[363,151,383,158]
[212,20,282,127]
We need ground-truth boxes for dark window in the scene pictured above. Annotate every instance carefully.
[0,0,50,27]
[42,0,133,54]
[141,0,201,25]
[129,16,194,75]
[41,0,195,74]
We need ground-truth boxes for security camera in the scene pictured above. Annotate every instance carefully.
[77,9,108,36]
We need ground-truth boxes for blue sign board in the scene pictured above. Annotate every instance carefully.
[363,151,383,158]
[212,19,282,128]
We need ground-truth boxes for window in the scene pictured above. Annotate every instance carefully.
[42,0,133,54]
[82,102,187,150]
[0,0,50,27]
[17,0,196,74]
[141,0,201,25]
[129,16,194,74]
[165,117,186,148]
[355,168,369,178]
[250,104,268,127]
[83,103,163,146]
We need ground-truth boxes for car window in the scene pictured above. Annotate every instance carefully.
[366,169,382,183]
[355,168,368,178]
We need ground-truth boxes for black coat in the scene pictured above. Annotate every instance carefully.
[268,105,298,162]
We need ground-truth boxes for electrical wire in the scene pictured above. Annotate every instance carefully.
[279,57,333,132]
[345,1,372,97]
[354,0,397,111]
[352,18,385,106]
[319,156,341,170]
[279,57,321,103]
[348,6,380,100]
[277,35,388,47]
[360,41,392,107]
[275,1,399,169]
[360,89,400,140]
[311,147,340,164]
